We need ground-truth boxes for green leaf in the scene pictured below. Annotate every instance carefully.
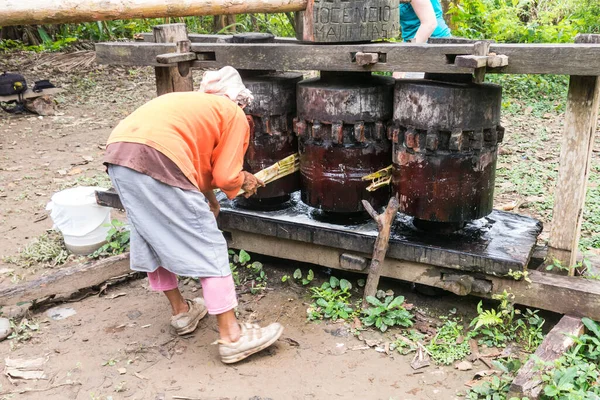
[357,279,366,287]
[366,296,383,307]
[293,268,302,280]
[238,250,251,265]
[307,269,314,281]
[316,298,329,308]
[281,275,288,282]
[340,279,352,291]
[582,317,600,340]
[330,276,340,288]
[387,296,405,310]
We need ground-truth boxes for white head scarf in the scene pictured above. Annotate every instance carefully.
[198,66,254,107]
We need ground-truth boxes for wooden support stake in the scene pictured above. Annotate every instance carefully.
[547,34,600,274]
[472,41,491,83]
[153,24,193,96]
[509,315,585,399]
[361,196,399,308]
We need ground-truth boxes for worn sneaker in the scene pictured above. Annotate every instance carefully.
[218,322,284,364]
[170,298,208,335]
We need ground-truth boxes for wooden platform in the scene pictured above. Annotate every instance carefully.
[218,193,542,277]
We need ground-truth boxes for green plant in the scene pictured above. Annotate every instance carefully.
[228,249,267,293]
[465,359,523,400]
[427,317,473,365]
[4,231,70,268]
[469,291,545,351]
[390,330,426,355]
[360,295,413,333]
[307,280,355,321]
[537,318,600,399]
[7,318,39,343]
[282,268,315,285]
[90,220,130,258]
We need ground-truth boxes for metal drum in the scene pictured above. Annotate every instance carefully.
[391,79,503,231]
[295,72,393,215]
[295,0,400,43]
[237,72,303,209]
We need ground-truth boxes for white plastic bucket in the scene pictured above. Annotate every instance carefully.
[46,186,111,255]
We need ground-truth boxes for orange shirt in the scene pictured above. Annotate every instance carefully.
[107,92,249,199]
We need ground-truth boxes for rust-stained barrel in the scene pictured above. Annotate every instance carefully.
[391,80,503,227]
[295,72,393,213]
[237,72,304,209]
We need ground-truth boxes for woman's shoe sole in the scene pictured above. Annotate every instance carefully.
[220,325,284,364]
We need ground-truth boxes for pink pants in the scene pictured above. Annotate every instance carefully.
[147,267,238,315]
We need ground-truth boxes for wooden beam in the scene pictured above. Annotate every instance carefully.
[95,42,175,67]
[509,316,585,399]
[225,229,600,321]
[0,0,308,26]
[95,41,600,75]
[0,254,130,306]
[153,24,193,96]
[156,52,197,64]
[548,34,600,273]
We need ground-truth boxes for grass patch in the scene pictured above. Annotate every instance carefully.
[3,231,69,268]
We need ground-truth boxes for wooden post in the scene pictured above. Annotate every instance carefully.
[361,196,399,308]
[509,315,584,399]
[547,34,600,274]
[153,24,193,96]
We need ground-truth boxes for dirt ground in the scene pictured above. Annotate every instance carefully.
[0,51,596,399]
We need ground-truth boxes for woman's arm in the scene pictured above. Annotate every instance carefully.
[411,0,437,43]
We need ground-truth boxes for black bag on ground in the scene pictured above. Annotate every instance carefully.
[0,72,28,96]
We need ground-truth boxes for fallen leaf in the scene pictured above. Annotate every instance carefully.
[4,357,47,380]
[67,168,82,176]
[82,155,94,162]
[57,170,67,176]
[118,368,127,375]
[455,361,473,371]
[283,337,300,347]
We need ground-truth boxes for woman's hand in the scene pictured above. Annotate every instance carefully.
[241,171,265,198]
[203,190,221,219]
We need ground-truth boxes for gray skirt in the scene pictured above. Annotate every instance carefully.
[107,165,231,278]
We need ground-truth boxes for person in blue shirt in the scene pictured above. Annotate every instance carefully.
[400,0,452,43]
[393,0,452,78]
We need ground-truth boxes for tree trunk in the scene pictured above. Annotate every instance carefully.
[213,15,236,34]
[0,0,308,27]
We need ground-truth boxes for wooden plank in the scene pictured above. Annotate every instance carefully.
[225,229,600,320]
[95,42,175,66]
[0,0,308,26]
[153,24,193,95]
[142,32,234,43]
[509,316,585,399]
[191,42,476,74]
[0,87,63,102]
[455,55,488,68]
[95,41,600,75]
[156,52,197,64]
[194,42,600,75]
[548,35,600,272]
[217,201,541,276]
[488,43,600,75]
[0,254,130,306]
